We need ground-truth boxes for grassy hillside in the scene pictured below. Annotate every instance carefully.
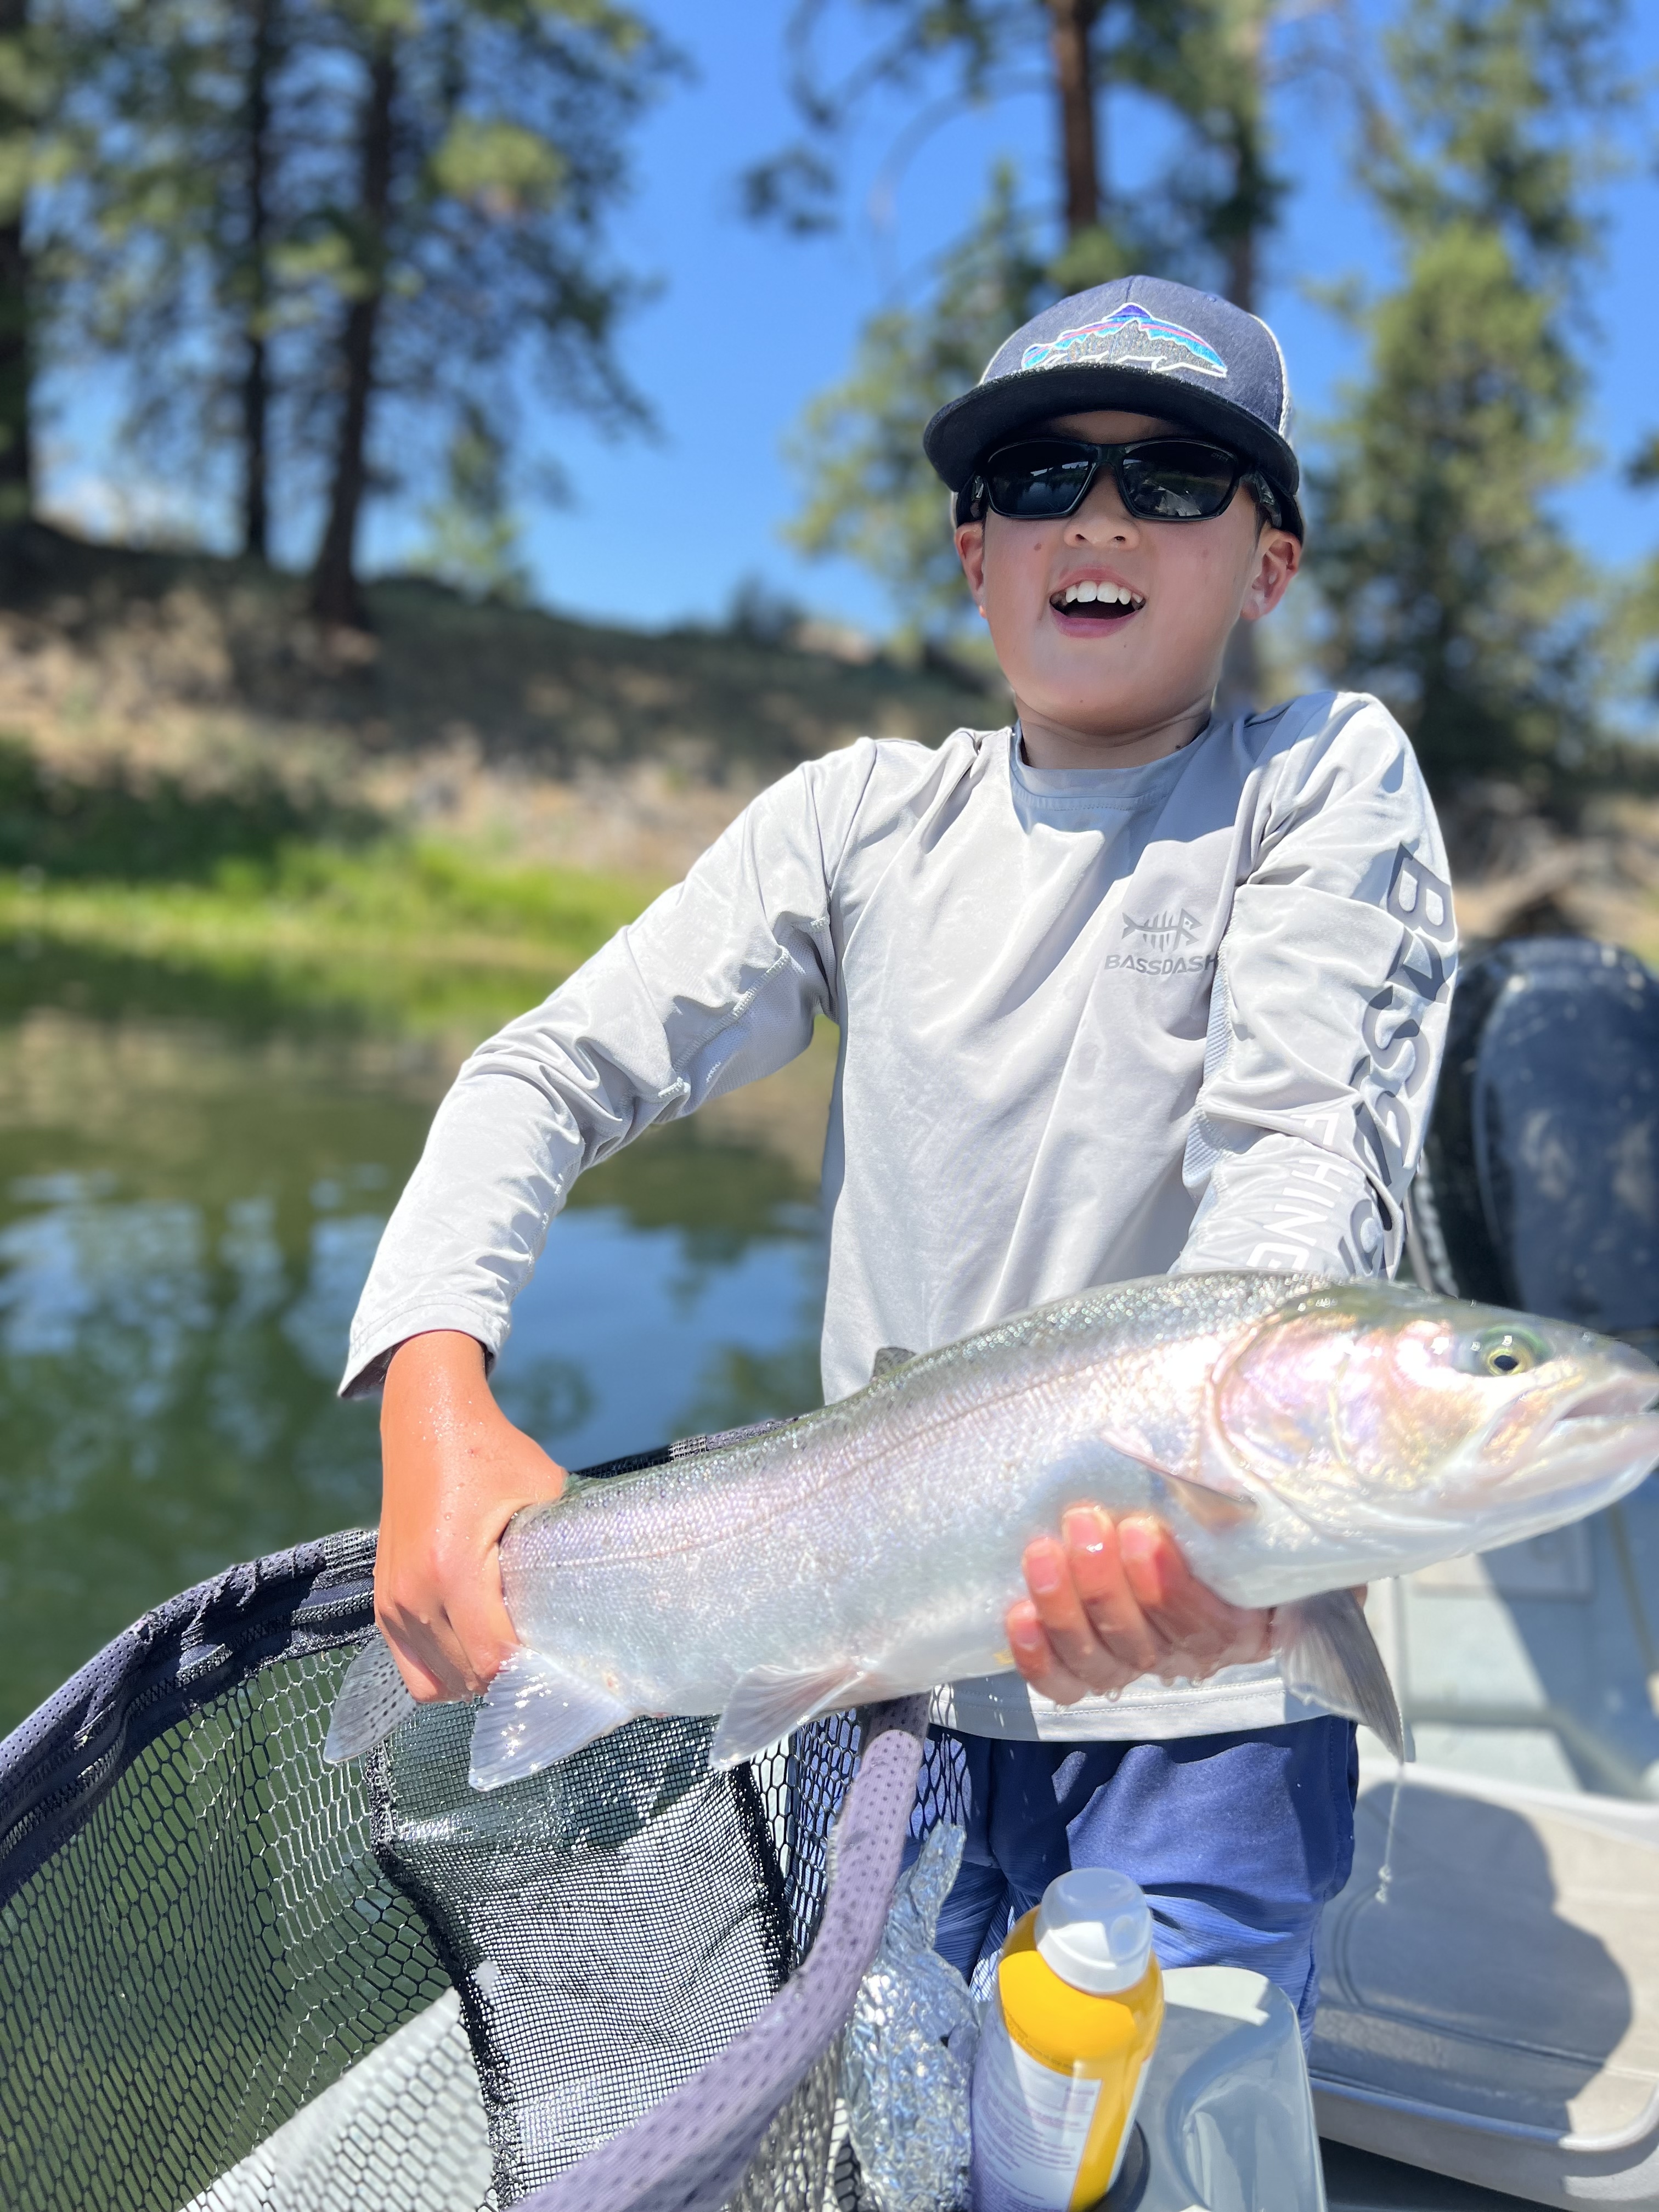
[8,519,1659,1011]
[0,522,1002,1034]
[0,521,997,780]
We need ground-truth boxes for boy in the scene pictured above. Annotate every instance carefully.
[342,275,1454,2031]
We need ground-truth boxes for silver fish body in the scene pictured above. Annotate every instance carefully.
[327,1273,1659,1786]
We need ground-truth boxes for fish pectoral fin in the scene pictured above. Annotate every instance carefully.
[709,1662,868,1769]
[1273,1589,1406,1761]
[467,1649,636,1792]
[324,1631,421,1765]
[1160,1471,1257,1532]
[870,1346,917,1383]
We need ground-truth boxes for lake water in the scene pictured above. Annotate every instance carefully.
[7,998,1659,1804]
[0,1009,830,1735]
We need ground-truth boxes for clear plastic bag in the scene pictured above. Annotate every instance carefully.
[842,1822,980,2212]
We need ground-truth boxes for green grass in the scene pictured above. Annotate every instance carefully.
[0,838,662,1035]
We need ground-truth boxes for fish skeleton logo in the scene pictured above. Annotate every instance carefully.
[1122,907,1200,951]
[1021,301,1229,381]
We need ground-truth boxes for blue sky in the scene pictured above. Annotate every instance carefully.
[43,1,1659,640]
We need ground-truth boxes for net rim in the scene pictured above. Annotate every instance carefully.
[0,1526,379,1904]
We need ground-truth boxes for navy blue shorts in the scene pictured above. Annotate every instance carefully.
[909,1718,1358,2038]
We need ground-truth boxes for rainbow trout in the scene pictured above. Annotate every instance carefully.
[327,1273,1659,1786]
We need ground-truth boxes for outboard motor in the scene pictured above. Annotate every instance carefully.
[1312,935,1659,2211]
[1415,936,1659,1349]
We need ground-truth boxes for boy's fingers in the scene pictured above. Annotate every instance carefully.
[1018,1537,1097,1680]
[1020,1531,1144,1695]
[449,1576,522,1696]
[379,1606,473,1701]
[1059,1508,1161,1679]
[1118,1517,1271,1674]
[1005,1596,1099,1706]
[380,1629,449,1703]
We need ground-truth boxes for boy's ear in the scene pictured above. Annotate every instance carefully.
[955,517,989,619]
[1239,525,1301,626]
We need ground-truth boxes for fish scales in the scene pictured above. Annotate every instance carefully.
[504,1273,1280,1712]
[326,1272,1659,1786]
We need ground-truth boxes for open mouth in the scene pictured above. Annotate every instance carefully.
[1557,1373,1659,1423]
[1486,1366,1659,1498]
[1050,580,1145,624]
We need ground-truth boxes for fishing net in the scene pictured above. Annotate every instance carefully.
[0,1494,938,2212]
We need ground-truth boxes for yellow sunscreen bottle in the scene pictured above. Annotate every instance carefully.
[969,1867,1164,2212]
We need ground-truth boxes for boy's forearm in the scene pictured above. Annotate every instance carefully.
[1175,1132,1388,1282]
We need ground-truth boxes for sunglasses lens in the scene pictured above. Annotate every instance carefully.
[1119,441,1239,519]
[984,443,1096,519]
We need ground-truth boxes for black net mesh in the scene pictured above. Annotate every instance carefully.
[371,1704,791,2198]
[0,1519,925,2212]
[514,1700,929,2212]
[0,1532,469,2212]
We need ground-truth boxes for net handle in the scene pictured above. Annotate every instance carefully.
[514,1695,930,2212]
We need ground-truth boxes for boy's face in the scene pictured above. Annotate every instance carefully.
[953,408,1301,763]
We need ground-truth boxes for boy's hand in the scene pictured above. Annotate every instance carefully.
[375,1330,567,1702]
[1007,1509,1271,1703]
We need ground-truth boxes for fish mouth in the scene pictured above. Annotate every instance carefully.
[1493,1364,1659,1499]
[1555,1371,1659,1423]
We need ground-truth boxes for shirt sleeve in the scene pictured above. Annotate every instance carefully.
[338,746,878,1397]
[1173,695,1457,1283]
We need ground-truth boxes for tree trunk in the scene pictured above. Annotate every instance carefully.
[1223,4,1267,314]
[0,0,31,521]
[239,0,276,560]
[309,36,395,629]
[1215,3,1272,720]
[1047,0,1102,240]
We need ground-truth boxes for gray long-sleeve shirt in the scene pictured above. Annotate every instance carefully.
[344,690,1455,1740]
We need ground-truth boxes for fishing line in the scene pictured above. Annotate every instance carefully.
[1374,1764,1404,1907]
[1373,1577,1410,1905]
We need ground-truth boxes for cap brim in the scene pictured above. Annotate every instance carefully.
[924,363,1302,535]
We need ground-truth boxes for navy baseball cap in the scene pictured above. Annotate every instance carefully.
[923,273,1303,538]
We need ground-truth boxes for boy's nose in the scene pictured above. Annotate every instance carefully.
[1068,476,1141,541]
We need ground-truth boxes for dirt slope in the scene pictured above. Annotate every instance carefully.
[0,523,1005,876]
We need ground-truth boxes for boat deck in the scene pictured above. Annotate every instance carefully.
[1311,1485,1659,2208]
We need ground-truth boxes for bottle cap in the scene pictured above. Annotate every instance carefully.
[1034,1868,1154,1995]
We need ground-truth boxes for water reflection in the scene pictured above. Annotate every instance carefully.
[0,1011,827,1734]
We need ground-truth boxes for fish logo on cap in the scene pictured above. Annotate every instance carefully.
[1020,301,1228,381]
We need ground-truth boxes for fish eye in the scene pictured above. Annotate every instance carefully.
[1458,1326,1550,1379]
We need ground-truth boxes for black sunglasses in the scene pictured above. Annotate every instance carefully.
[963,435,1282,529]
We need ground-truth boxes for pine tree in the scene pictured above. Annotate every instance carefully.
[411,397,532,604]
[301,0,673,628]
[47,0,296,555]
[754,0,1288,636]
[1307,0,1622,787]
[787,170,1047,630]
[1618,431,1659,721]
[48,0,671,616]
[0,0,55,520]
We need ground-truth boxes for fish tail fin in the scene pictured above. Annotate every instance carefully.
[467,1649,635,1791]
[1273,1589,1406,1761]
[324,1630,421,1764]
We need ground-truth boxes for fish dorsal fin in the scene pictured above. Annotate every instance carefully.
[324,1631,420,1764]
[709,1662,867,1768]
[468,1649,635,1791]
[1273,1590,1406,1760]
[1160,1470,1257,1532]
[871,1346,917,1383]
